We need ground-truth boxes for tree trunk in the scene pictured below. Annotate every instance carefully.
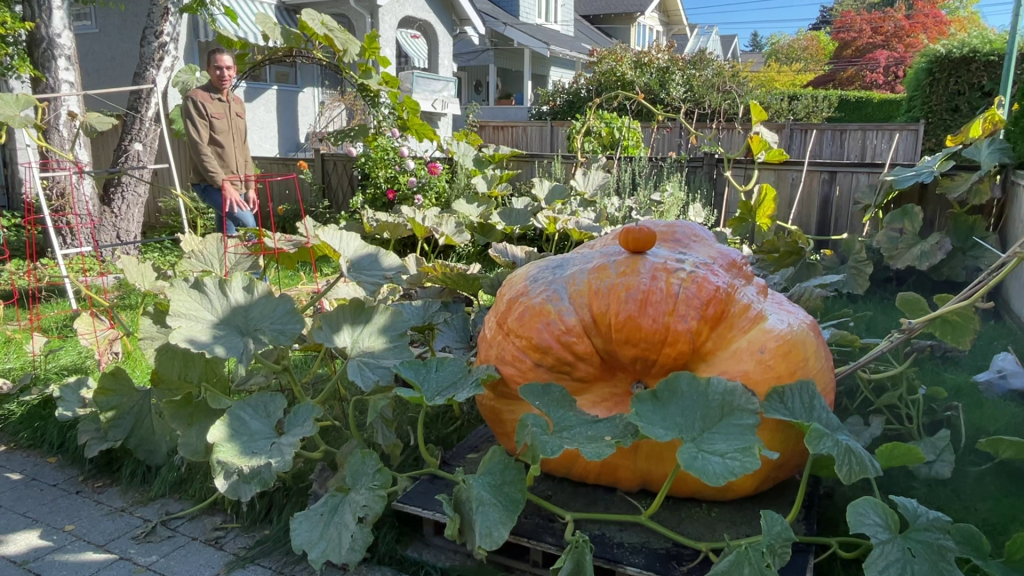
[96,0,184,253]
[24,0,99,251]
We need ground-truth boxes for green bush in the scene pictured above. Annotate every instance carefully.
[832,91,906,123]
[566,110,645,157]
[902,29,1023,152]
[1004,82,1024,164]
[752,89,839,123]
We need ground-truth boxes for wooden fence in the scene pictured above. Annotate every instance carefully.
[497,153,958,240]
[474,121,925,164]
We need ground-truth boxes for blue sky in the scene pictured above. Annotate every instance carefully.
[681,0,1017,45]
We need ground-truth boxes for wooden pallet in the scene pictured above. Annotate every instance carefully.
[393,427,818,576]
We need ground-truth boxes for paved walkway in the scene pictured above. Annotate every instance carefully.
[0,440,405,576]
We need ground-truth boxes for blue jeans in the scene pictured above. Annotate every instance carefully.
[192,183,257,236]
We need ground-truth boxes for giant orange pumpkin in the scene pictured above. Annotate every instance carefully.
[475,219,835,501]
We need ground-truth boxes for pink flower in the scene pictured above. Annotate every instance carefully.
[414,194,424,205]
[426,162,442,176]
[398,147,409,158]
[404,159,416,171]
[344,146,357,157]
[386,189,397,201]
[407,177,418,189]
[390,128,400,138]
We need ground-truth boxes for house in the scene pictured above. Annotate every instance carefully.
[451,0,616,121]
[66,0,485,158]
[740,51,765,71]
[670,24,740,61]
[575,0,688,49]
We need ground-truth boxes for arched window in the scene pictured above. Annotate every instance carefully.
[396,19,433,74]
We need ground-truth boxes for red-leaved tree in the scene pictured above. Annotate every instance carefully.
[809,0,951,93]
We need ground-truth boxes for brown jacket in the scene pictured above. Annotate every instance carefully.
[182,81,255,190]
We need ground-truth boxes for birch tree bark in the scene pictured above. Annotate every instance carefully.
[97,0,185,252]
[24,0,99,250]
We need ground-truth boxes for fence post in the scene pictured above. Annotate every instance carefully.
[313,146,324,193]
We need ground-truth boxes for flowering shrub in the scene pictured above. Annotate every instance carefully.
[351,128,449,212]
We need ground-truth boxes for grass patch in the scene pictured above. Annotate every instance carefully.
[816,287,1024,575]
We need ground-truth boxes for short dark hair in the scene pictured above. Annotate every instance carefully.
[206,47,235,67]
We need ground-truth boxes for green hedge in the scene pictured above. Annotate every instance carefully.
[752,89,905,123]
[831,92,906,123]
[902,29,1023,153]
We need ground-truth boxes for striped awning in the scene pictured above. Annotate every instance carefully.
[396,28,429,69]
[196,0,299,44]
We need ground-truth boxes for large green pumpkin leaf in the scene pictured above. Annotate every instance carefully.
[430,213,472,246]
[515,383,638,462]
[116,254,168,294]
[162,393,225,461]
[420,260,487,298]
[847,496,961,576]
[166,275,304,371]
[874,442,927,470]
[929,211,1000,282]
[450,446,527,558]
[77,413,121,459]
[628,372,770,487]
[310,299,412,391]
[949,524,1020,576]
[895,292,979,350]
[93,367,177,467]
[909,429,955,479]
[315,226,406,295]
[532,178,570,207]
[488,242,546,269]
[451,196,494,221]
[976,436,1024,462]
[79,111,118,138]
[207,392,322,501]
[707,510,795,576]
[873,205,952,270]
[290,449,391,570]
[820,236,873,295]
[551,532,595,576]
[728,184,777,244]
[762,380,881,484]
[53,376,96,422]
[881,146,959,191]
[137,304,172,365]
[0,92,41,130]
[844,414,885,447]
[938,138,1013,205]
[171,64,209,96]
[571,167,611,199]
[393,358,499,406]
[177,232,262,277]
[151,341,229,395]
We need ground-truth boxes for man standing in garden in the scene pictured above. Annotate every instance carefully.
[182,47,259,236]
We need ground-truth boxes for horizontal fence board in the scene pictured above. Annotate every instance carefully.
[475,121,924,164]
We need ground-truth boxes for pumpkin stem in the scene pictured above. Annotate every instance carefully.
[630,381,648,395]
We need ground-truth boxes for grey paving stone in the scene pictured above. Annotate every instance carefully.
[254,554,315,576]
[102,527,189,567]
[20,460,77,487]
[168,513,233,544]
[148,540,234,576]
[222,564,274,576]
[0,448,38,474]
[0,467,28,495]
[219,530,265,556]
[127,500,187,524]
[0,558,34,576]
[0,510,76,564]
[22,493,114,531]
[0,480,66,515]
[57,475,90,495]
[81,485,129,511]
[25,540,119,576]
[91,560,159,576]
[65,510,144,547]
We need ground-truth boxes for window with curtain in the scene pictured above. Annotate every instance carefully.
[396,21,431,74]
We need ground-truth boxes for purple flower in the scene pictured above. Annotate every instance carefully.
[407,177,418,189]
[398,146,410,158]
[414,194,424,205]
[344,146,357,157]
[426,162,442,176]
[404,159,416,171]
[390,128,401,138]
[386,189,397,201]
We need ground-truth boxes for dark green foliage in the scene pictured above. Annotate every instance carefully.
[832,91,907,123]
[1004,80,1024,164]
[902,30,1023,152]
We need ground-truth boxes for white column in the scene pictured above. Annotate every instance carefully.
[575,59,582,73]
[523,48,532,106]
[488,62,496,106]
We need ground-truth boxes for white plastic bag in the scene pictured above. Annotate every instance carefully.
[972,352,1024,397]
